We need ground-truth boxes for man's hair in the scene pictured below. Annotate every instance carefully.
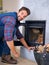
[19,7,30,15]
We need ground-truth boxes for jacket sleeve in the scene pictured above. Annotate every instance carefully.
[3,16,16,41]
[16,28,24,39]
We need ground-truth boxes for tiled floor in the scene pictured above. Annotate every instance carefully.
[0,57,37,65]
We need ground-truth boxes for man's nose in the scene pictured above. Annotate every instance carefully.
[21,16,24,19]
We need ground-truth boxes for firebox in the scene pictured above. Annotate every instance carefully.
[24,20,46,46]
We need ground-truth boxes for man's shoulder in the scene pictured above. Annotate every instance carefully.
[0,12,17,19]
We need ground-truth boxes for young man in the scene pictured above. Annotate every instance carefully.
[0,7,34,64]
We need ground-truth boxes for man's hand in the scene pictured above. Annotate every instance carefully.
[6,40,20,58]
[13,52,20,58]
[27,46,35,51]
[20,38,35,51]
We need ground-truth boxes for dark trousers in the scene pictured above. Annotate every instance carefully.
[0,25,10,56]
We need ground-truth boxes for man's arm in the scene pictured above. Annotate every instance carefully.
[3,16,19,58]
[6,40,19,57]
[19,38,29,49]
[16,29,35,50]
[16,29,28,48]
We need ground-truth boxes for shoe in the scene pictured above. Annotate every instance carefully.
[1,55,17,64]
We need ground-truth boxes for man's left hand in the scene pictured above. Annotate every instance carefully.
[27,47,35,51]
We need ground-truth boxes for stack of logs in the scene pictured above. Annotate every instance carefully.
[35,45,49,53]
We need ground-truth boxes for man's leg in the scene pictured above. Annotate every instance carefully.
[0,39,3,56]
[2,40,10,55]
[0,26,10,56]
[1,40,17,64]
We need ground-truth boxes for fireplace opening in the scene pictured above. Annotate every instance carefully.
[28,28,43,44]
[24,20,46,46]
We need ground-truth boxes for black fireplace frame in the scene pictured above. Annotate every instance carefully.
[14,20,46,46]
[24,20,46,46]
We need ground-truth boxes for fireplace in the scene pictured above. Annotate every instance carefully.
[14,20,46,46]
[20,20,46,63]
[24,20,46,46]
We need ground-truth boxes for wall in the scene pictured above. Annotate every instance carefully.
[3,0,24,12]
[2,0,49,43]
[23,0,49,44]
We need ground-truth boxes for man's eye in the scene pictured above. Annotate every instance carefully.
[21,12,24,15]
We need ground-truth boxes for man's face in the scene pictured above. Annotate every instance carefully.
[17,10,28,21]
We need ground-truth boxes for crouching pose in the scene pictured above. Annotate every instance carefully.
[0,7,35,64]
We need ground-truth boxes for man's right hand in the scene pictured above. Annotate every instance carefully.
[6,40,20,58]
[13,52,20,58]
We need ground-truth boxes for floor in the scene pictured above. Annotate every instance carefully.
[0,46,37,65]
[0,57,37,65]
